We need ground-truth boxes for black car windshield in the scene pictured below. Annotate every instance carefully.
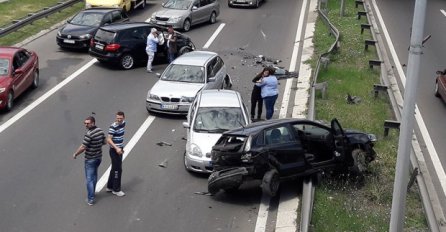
[161,64,205,83]
[70,12,104,27]
[0,58,9,76]
[163,0,192,10]
[193,107,246,133]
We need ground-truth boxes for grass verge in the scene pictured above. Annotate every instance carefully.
[310,0,427,231]
[0,0,84,46]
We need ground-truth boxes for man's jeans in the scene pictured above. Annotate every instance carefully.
[85,158,101,201]
[168,52,176,63]
[146,51,155,71]
[264,94,278,120]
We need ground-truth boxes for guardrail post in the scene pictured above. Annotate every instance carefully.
[364,39,377,51]
[360,23,371,34]
[357,11,367,20]
[369,60,383,69]
[384,120,400,137]
[355,0,364,8]
[373,84,388,98]
[314,81,328,99]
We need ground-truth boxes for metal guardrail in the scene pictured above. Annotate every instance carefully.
[0,0,82,38]
[300,1,341,232]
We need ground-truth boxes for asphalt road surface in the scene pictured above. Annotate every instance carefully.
[0,0,306,231]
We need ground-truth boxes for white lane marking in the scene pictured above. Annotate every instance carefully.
[441,9,446,17]
[96,115,156,192]
[202,23,225,49]
[0,59,97,134]
[278,0,307,119]
[260,29,267,40]
[371,0,446,195]
[254,194,271,232]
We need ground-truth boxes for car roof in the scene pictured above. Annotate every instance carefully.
[223,118,321,136]
[78,8,122,13]
[198,90,242,108]
[99,22,164,32]
[172,51,217,66]
[0,46,20,58]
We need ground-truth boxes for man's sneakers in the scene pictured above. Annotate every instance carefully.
[86,199,94,206]
[105,188,112,192]
[112,191,126,197]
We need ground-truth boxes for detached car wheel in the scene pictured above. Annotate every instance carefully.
[261,169,279,197]
[120,53,134,70]
[351,148,368,174]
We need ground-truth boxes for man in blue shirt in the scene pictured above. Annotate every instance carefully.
[146,28,160,73]
[106,111,126,197]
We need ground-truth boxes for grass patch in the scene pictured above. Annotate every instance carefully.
[310,0,428,231]
[0,0,84,46]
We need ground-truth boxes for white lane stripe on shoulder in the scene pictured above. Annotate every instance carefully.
[441,9,446,17]
[0,59,97,134]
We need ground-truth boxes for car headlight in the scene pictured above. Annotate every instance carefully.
[0,88,5,94]
[168,17,181,24]
[181,96,194,103]
[57,31,62,37]
[368,133,377,142]
[79,34,91,39]
[147,92,160,101]
[189,144,203,157]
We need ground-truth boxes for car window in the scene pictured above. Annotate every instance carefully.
[200,0,207,6]
[193,107,245,132]
[94,29,116,43]
[0,58,9,76]
[206,58,216,78]
[164,0,192,10]
[193,0,200,8]
[213,56,223,75]
[265,126,292,145]
[18,51,30,65]
[70,12,104,27]
[161,64,205,83]
[103,13,113,25]
[189,100,197,124]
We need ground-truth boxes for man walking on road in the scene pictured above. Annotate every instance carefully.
[73,116,106,206]
[106,111,126,197]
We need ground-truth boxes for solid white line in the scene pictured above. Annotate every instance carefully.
[96,115,156,192]
[202,23,225,49]
[278,0,306,119]
[254,194,271,232]
[440,9,446,17]
[0,58,97,134]
[371,0,446,196]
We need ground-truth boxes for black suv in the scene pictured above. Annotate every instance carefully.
[57,8,129,50]
[208,118,377,196]
[89,22,195,69]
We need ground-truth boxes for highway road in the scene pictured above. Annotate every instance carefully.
[0,0,307,231]
[375,0,446,213]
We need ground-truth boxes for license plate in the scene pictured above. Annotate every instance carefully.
[158,21,166,25]
[95,44,104,50]
[63,39,75,44]
[161,104,178,110]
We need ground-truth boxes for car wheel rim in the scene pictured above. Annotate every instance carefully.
[122,55,134,69]
[211,13,216,23]
[184,20,190,31]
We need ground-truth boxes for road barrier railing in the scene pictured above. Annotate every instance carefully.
[0,0,82,38]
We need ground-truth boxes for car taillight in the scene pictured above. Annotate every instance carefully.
[105,44,121,52]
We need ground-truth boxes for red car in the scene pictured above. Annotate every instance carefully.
[0,47,39,111]
[435,70,446,102]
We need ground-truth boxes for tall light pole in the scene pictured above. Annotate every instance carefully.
[390,0,427,231]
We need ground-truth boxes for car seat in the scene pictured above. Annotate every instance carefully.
[269,128,282,144]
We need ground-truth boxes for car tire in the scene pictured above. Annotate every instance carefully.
[261,169,279,197]
[31,70,39,89]
[255,0,260,8]
[208,172,221,195]
[178,46,192,56]
[209,12,217,24]
[5,91,13,111]
[120,53,134,70]
[435,81,441,97]
[183,19,191,32]
[228,2,232,7]
[351,148,368,175]
[183,151,192,173]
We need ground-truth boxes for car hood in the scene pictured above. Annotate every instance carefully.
[190,132,223,156]
[60,23,97,36]
[150,80,204,98]
[345,129,375,143]
[154,9,187,18]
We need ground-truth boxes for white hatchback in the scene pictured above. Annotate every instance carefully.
[182,90,250,173]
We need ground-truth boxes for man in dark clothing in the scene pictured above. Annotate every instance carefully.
[73,116,106,206]
[251,69,264,121]
[106,111,126,197]
[166,26,177,63]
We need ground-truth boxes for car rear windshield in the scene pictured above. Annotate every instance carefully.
[94,29,116,43]
[161,64,204,83]
[193,107,246,133]
[0,58,9,76]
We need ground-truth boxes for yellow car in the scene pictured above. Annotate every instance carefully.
[85,0,146,12]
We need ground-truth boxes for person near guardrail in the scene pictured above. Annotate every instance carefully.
[251,68,266,121]
[146,28,160,73]
[255,67,278,120]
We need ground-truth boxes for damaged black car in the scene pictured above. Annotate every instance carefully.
[208,118,377,196]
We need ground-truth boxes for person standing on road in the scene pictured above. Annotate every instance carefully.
[166,25,177,63]
[256,67,278,120]
[106,111,126,197]
[146,28,160,73]
[73,116,106,206]
[250,68,266,121]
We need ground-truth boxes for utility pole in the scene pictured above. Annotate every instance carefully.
[390,0,427,231]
